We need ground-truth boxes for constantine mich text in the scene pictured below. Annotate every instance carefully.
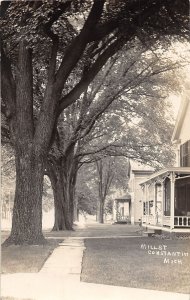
[140,244,189,264]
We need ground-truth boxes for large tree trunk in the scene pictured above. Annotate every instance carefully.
[2,40,58,245]
[47,160,66,231]
[61,155,77,230]
[73,198,79,222]
[47,159,73,231]
[69,167,78,224]
[98,198,105,224]
[59,150,78,230]
[53,197,66,231]
[62,186,73,230]
[3,41,46,245]
[47,154,77,231]
[6,150,46,245]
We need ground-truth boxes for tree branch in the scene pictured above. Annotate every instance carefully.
[1,46,16,118]
[59,37,124,113]
[16,40,34,140]
[54,0,105,93]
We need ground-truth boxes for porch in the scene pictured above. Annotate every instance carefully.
[142,215,190,228]
[140,167,190,231]
[112,193,131,223]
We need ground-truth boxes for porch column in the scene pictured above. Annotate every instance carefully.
[153,182,157,225]
[140,185,145,224]
[130,192,135,225]
[170,172,176,229]
[145,183,149,224]
[112,200,117,222]
[160,181,164,226]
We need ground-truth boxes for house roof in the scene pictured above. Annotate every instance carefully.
[140,167,190,185]
[128,160,155,178]
[172,91,190,142]
[115,192,131,201]
[129,160,154,171]
[132,170,154,175]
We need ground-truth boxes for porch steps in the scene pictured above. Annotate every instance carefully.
[142,229,190,238]
[142,230,154,237]
[142,229,162,237]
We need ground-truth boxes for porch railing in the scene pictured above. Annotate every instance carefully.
[142,215,171,226]
[174,216,190,227]
[116,214,129,222]
[142,215,190,228]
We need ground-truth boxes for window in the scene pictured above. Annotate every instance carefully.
[164,178,171,216]
[143,202,148,215]
[149,200,154,215]
[180,140,190,167]
[143,202,146,215]
[175,178,190,216]
[120,207,124,217]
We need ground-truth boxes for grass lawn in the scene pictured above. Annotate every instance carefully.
[1,238,63,274]
[81,237,190,294]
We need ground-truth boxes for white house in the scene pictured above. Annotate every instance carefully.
[172,89,190,167]
[128,161,154,224]
[140,88,190,232]
[112,161,154,224]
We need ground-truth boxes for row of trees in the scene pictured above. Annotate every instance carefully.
[2,42,181,230]
[1,0,189,244]
[29,43,188,228]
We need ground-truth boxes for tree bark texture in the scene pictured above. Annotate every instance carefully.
[98,198,105,224]
[7,152,45,244]
[61,150,78,230]
[47,151,78,231]
[47,160,66,231]
[4,41,47,244]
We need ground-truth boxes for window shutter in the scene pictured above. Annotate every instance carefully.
[188,140,190,167]
[180,140,190,167]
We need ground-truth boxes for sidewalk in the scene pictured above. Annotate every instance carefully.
[1,224,189,300]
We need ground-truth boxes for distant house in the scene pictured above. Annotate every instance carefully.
[140,89,190,232]
[112,192,131,223]
[128,162,154,224]
[112,161,154,224]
